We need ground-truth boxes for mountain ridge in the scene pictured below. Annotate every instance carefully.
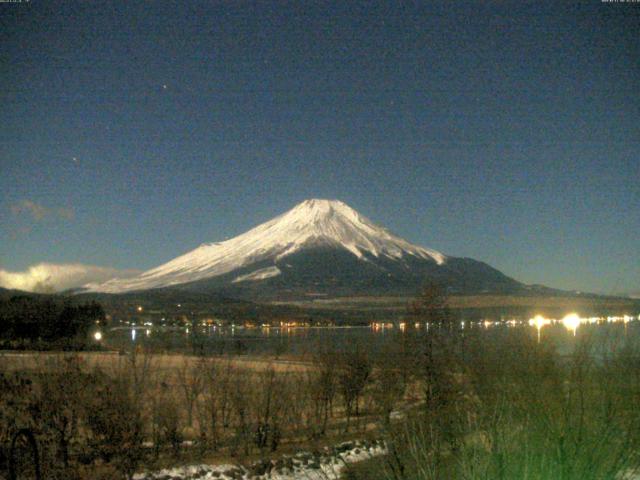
[85,199,524,298]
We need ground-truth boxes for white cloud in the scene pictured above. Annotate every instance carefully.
[0,263,141,293]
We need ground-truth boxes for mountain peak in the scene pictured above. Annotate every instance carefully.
[291,198,353,216]
[86,199,446,293]
[284,198,362,226]
[297,198,344,207]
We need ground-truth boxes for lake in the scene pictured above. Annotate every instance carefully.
[100,313,640,357]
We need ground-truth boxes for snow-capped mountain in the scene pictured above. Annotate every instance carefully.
[86,199,523,298]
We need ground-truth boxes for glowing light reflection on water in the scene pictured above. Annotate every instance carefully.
[104,313,640,356]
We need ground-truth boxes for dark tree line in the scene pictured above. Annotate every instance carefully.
[0,296,105,346]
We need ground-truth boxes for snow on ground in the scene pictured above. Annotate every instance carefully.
[133,439,386,480]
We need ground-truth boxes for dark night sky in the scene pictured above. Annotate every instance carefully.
[1,1,638,294]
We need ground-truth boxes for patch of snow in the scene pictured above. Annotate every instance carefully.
[86,199,446,293]
[133,440,387,480]
[232,266,282,283]
[389,410,406,421]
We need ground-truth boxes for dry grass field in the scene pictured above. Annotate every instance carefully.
[271,294,640,313]
[0,342,418,479]
[447,294,639,310]
[0,350,314,374]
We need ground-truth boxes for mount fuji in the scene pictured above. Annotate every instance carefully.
[85,199,524,299]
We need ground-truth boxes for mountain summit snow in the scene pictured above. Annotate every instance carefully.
[86,199,522,297]
[86,199,445,293]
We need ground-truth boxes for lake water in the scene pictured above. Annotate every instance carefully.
[100,313,640,357]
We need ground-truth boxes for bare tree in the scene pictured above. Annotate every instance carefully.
[84,349,152,480]
[337,346,372,432]
[229,368,251,456]
[371,345,407,427]
[150,374,183,460]
[252,366,287,454]
[198,359,233,452]
[408,282,452,329]
[310,351,337,437]
[176,358,204,427]
[37,355,88,469]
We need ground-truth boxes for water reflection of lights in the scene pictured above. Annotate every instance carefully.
[529,315,551,330]
[131,328,136,341]
[561,313,581,336]
[367,314,638,335]
[529,315,551,342]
